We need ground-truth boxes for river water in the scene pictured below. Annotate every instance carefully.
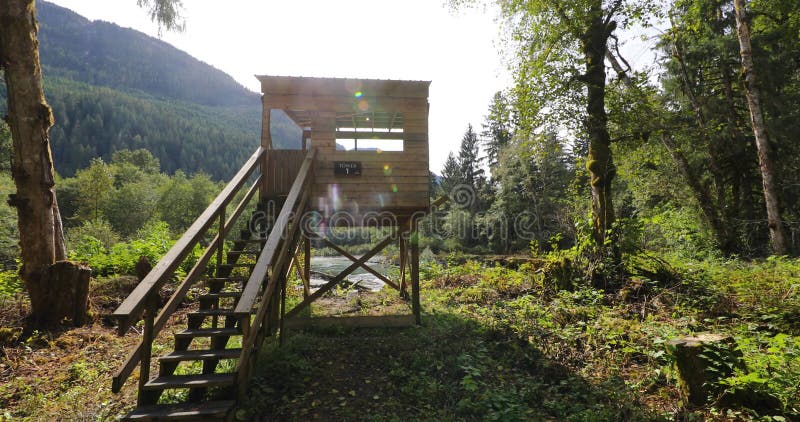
[309,256,394,291]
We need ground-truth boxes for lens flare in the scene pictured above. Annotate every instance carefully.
[358,100,369,111]
[383,164,392,176]
[391,184,398,193]
[329,184,341,210]
[354,91,363,98]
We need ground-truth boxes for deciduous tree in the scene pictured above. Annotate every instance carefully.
[0,0,183,326]
[457,0,657,253]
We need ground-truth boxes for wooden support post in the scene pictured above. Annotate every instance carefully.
[237,315,251,403]
[216,208,225,269]
[411,231,421,325]
[398,234,407,298]
[279,273,287,346]
[259,103,272,201]
[303,235,311,298]
[270,277,280,336]
[302,129,311,152]
[137,294,157,406]
[213,208,225,328]
[262,285,272,338]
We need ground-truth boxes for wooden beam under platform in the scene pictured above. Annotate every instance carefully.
[316,236,400,291]
[285,232,396,319]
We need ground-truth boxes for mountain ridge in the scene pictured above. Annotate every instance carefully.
[1,1,299,180]
[36,1,258,107]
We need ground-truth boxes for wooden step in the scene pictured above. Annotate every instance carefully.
[142,373,235,390]
[158,348,242,363]
[226,250,259,256]
[188,308,256,318]
[188,309,238,318]
[174,327,241,340]
[199,292,242,300]
[206,277,247,283]
[237,239,267,244]
[219,263,255,268]
[125,400,235,420]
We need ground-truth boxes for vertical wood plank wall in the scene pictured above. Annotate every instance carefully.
[310,102,429,216]
[263,150,307,196]
[258,77,430,220]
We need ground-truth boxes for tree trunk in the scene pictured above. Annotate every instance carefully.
[672,41,728,220]
[583,4,616,250]
[0,0,70,325]
[720,61,751,234]
[607,49,740,255]
[659,135,737,254]
[733,0,791,256]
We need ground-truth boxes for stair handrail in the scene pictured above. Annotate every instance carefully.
[111,175,262,392]
[109,146,266,392]
[233,148,316,389]
[111,146,266,334]
[234,148,315,317]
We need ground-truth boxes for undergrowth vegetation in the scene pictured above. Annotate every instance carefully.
[419,252,800,419]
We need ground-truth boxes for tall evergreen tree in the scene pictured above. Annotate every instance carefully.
[481,91,514,170]
[655,0,800,255]
[457,124,485,195]
[440,152,462,196]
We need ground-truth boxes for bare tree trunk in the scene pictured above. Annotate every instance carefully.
[672,41,727,215]
[608,49,739,255]
[659,135,739,253]
[583,3,616,252]
[672,41,745,254]
[1,0,71,325]
[733,0,791,256]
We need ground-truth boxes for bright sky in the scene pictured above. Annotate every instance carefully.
[48,0,513,173]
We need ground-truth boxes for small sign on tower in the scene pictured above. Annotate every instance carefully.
[334,161,362,176]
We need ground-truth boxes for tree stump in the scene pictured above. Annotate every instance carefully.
[543,257,574,291]
[27,261,91,327]
[135,255,152,282]
[667,333,746,406]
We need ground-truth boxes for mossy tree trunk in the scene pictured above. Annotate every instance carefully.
[0,0,74,327]
[582,1,617,252]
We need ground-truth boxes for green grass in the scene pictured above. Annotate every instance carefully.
[2,252,798,420]
[237,254,800,421]
[238,315,645,421]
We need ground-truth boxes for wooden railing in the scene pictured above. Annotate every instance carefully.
[110,147,266,393]
[234,149,316,395]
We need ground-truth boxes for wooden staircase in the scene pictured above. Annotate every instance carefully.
[124,226,260,420]
[110,148,316,420]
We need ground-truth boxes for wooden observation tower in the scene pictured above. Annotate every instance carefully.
[258,75,431,220]
[109,76,431,420]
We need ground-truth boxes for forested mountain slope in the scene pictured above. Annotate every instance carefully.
[0,1,299,179]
